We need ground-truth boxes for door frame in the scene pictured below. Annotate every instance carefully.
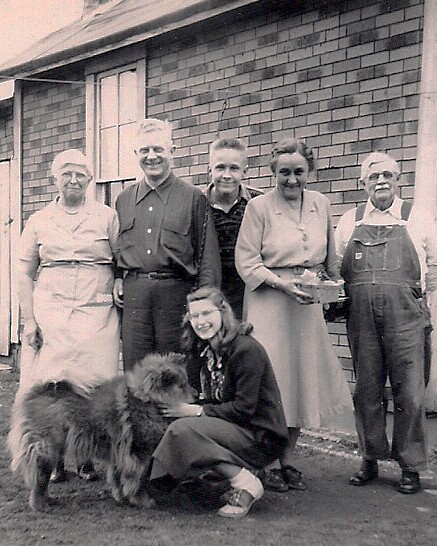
[0,160,11,355]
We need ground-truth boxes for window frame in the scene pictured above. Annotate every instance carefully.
[86,57,145,207]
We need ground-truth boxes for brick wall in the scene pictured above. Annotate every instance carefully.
[21,76,86,220]
[147,0,423,217]
[146,0,424,390]
[0,104,13,161]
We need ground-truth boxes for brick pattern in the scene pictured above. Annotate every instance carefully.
[0,105,13,161]
[21,77,86,219]
[147,0,423,224]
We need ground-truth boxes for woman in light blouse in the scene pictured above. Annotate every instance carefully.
[235,138,352,492]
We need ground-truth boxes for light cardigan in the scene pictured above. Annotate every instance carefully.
[235,187,339,291]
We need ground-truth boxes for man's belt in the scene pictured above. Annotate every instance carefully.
[127,270,181,280]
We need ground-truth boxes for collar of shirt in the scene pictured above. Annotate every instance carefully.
[364,195,403,222]
[135,171,175,205]
[206,182,251,210]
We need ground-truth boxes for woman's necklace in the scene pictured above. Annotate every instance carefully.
[57,198,85,215]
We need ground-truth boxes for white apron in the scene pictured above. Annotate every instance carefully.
[20,263,120,393]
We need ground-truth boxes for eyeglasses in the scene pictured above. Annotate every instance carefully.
[188,309,220,321]
[60,171,89,183]
[367,171,395,182]
[136,147,165,157]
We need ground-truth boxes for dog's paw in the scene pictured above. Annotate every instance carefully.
[29,490,49,512]
[127,494,156,509]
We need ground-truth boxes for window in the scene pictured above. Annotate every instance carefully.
[92,62,145,207]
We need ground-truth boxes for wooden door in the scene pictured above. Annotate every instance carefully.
[0,160,11,355]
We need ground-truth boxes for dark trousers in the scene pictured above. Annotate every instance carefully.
[221,271,245,321]
[121,274,192,371]
[346,284,427,471]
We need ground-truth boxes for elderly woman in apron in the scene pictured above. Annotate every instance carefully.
[17,149,120,481]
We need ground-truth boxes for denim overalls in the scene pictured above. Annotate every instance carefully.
[341,204,427,470]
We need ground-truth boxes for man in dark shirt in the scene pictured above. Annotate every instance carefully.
[113,119,220,371]
[206,138,261,319]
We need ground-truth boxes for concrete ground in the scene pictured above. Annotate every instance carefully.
[317,405,437,454]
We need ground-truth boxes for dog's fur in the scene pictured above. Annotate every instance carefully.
[8,352,194,511]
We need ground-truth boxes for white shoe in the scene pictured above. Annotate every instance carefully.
[217,478,264,518]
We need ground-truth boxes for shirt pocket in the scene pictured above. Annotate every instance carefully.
[161,214,191,255]
[119,217,135,250]
[351,234,402,273]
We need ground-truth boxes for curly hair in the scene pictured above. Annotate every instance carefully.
[269,137,315,174]
[181,287,252,356]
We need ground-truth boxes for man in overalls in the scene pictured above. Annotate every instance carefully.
[336,152,431,494]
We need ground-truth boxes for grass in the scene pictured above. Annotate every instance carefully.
[1,368,436,546]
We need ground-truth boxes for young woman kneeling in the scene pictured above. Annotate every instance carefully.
[150,287,288,518]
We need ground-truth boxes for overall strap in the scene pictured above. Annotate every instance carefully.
[355,203,366,223]
[355,200,413,223]
[400,200,413,221]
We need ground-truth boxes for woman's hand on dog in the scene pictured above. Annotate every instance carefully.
[158,403,203,418]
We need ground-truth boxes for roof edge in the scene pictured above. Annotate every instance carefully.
[0,0,264,79]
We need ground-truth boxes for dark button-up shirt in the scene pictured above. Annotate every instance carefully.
[115,172,221,288]
[206,183,262,275]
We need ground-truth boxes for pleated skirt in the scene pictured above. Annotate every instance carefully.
[245,281,353,429]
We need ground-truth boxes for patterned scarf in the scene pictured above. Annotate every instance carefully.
[199,345,225,402]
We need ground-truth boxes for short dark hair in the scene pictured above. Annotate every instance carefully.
[269,138,315,173]
[210,138,247,155]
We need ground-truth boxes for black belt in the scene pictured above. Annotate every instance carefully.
[127,270,181,280]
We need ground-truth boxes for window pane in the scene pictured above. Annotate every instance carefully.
[119,70,137,124]
[100,127,118,179]
[100,74,118,128]
[119,123,137,178]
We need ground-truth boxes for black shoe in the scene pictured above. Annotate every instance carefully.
[50,468,68,483]
[281,465,308,491]
[259,469,289,493]
[396,471,420,494]
[349,460,378,486]
[77,462,99,481]
[148,475,179,494]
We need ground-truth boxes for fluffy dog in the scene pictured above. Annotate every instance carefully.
[8,352,194,511]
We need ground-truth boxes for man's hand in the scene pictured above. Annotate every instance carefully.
[113,278,124,308]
